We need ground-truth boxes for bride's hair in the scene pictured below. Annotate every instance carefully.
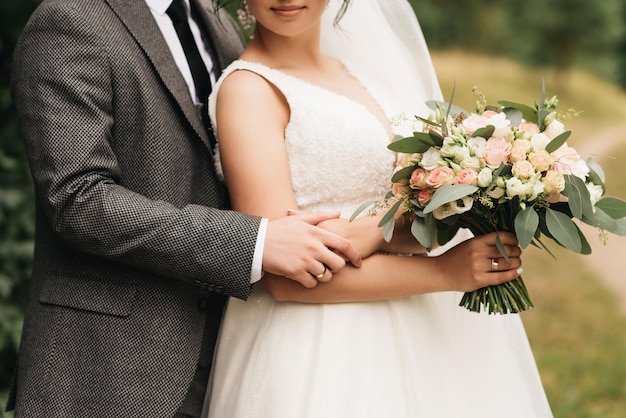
[212,0,352,25]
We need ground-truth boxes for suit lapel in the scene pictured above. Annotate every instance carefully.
[105,0,212,151]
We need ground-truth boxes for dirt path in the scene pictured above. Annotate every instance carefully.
[575,122,626,314]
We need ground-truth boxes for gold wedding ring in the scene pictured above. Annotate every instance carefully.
[491,258,499,272]
[312,265,327,280]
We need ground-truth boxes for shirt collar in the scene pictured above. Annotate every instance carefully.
[145,0,191,16]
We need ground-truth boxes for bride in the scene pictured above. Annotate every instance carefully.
[205,0,553,416]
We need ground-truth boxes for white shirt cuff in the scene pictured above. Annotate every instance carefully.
[250,218,268,284]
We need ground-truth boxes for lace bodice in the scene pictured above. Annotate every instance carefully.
[209,60,397,217]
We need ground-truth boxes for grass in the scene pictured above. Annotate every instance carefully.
[432,50,626,418]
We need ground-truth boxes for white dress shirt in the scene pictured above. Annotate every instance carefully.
[145,0,265,284]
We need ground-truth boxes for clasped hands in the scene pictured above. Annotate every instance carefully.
[262,209,522,292]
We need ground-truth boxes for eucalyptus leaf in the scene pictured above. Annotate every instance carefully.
[583,207,626,236]
[502,107,522,127]
[382,216,395,243]
[391,165,418,183]
[387,136,432,153]
[378,199,402,229]
[495,235,511,262]
[586,157,606,185]
[428,130,444,146]
[436,220,460,247]
[595,197,626,219]
[472,125,495,139]
[411,216,434,250]
[574,223,592,255]
[514,207,539,249]
[545,207,582,253]
[350,199,375,221]
[538,108,551,131]
[497,100,537,123]
[413,132,438,147]
[544,131,571,154]
[423,185,478,214]
[562,174,593,219]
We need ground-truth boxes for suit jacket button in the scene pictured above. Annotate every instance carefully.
[197,298,208,312]
[193,280,202,287]
[216,286,224,293]
[208,284,216,292]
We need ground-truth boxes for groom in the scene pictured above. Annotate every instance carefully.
[7,0,360,416]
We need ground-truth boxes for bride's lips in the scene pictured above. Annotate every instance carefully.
[270,5,306,18]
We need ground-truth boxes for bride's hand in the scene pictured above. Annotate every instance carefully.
[316,213,426,259]
[435,232,523,292]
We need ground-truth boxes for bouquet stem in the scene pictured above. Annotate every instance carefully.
[459,275,534,314]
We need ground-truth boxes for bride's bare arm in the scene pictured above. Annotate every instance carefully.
[216,70,522,303]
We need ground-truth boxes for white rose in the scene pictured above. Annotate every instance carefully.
[460,156,481,171]
[467,136,487,157]
[432,203,457,220]
[421,147,443,171]
[530,133,551,152]
[544,119,565,139]
[487,112,511,137]
[450,196,474,214]
[587,183,604,207]
[477,167,493,188]
[440,137,459,158]
[551,145,590,180]
[506,177,529,198]
[527,178,545,201]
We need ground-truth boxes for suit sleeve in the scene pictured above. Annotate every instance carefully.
[11,3,258,300]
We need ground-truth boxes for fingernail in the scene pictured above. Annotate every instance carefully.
[516,267,524,275]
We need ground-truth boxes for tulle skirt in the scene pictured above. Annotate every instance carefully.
[206,287,552,417]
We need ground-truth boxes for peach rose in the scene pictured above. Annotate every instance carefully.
[512,160,534,179]
[542,170,565,194]
[417,189,434,206]
[528,150,553,172]
[426,166,455,189]
[409,168,428,189]
[455,168,479,186]
[483,137,512,169]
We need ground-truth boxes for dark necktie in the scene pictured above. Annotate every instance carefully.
[167,0,216,149]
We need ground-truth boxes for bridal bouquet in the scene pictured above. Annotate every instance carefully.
[365,86,626,314]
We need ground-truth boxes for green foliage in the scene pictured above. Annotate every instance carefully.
[409,0,626,87]
[0,0,42,407]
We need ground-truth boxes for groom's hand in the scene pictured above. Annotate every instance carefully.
[263,211,362,288]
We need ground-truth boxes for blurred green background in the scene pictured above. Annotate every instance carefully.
[1,1,625,417]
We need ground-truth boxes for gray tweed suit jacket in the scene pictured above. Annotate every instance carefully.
[8,0,259,416]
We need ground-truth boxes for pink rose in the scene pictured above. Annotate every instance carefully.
[409,168,428,189]
[455,168,479,186]
[425,166,455,189]
[417,189,434,206]
[518,121,540,139]
[510,139,532,162]
[462,114,489,137]
[512,160,534,179]
[483,137,512,169]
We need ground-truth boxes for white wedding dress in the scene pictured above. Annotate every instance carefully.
[205,59,553,418]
